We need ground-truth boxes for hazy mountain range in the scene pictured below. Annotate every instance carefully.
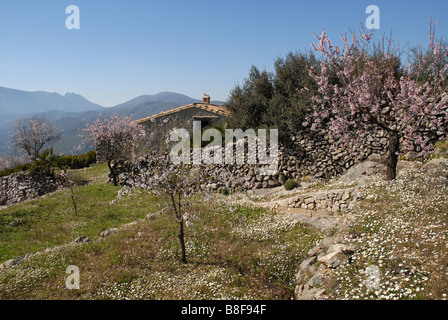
[0,86,225,156]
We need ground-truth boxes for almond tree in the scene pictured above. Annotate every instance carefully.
[11,116,62,159]
[141,160,200,264]
[81,114,145,186]
[117,154,203,264]
[305,23,448,180]
[115,151,252,264]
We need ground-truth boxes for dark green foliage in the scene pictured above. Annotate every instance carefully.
[30,148,60,174]
[0,150,96,177]
[267,51,320,138]
[226,51,320,141]
[226,66,274,131]
[283,179,298,191]
[0,163,31,177]
[56,150,97,170]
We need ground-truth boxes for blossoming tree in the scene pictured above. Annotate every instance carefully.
[82,113,145,186]
[305,23,448,180]
[117,153,203,264]
[114,133,253,263]
[11,116,62,159]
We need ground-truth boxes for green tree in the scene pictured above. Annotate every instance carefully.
[226,51,320,140]
[226,66,274,130]
[266,50,320,139]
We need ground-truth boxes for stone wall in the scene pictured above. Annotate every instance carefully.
[114,122,445,192]
[286,128,390,178]
[136,107,227,157]
[114,129,389,193]
[285,187,362,212]
[0,172,64,206]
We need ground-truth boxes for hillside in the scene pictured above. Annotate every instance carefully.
[0,155,447,300]
[0,164,320,300]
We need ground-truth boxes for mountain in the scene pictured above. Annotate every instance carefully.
[0,86,105,116]
[0,89,226,156]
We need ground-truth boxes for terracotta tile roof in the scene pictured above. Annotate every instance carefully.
[134,102,231,124]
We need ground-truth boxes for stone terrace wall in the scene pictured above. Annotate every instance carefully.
[285,187,363,212]
[0,172,64,206]
[115,115,448,192]
[114,127,392,192]
[285,127,390,179]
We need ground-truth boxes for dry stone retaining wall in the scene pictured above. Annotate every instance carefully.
[286,187,362,212]
[0,172,64,206]
[116,127,391,191]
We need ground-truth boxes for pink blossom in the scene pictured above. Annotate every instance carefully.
[304,22,448,179]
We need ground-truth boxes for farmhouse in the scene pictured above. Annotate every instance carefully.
[134,94,230,156]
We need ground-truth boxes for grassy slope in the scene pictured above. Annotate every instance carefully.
[0,164,321,299]
[2,159,447,300]
[0,164,161,262]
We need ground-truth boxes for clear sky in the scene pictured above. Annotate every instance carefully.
[0,0,447,107]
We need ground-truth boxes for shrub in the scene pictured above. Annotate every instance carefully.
[0,150,96,177]
[29,148,60,174]
[226,51,320,141]
[0,163,31,177]
[283,179,298,190]
[53,151,97,170]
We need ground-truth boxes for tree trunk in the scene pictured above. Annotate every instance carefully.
[178,219,187,263]
[107,160,118,186]
[170,193,187,263]
[69,185,78,216]
[385,131,399,180]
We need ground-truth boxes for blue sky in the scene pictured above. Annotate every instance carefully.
[0,0,447,107]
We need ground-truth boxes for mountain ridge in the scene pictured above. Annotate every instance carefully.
[0,86,105,114]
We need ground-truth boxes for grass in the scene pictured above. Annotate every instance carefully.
[0,164,321,299]
[0,164,160,262]
[3,158,447,300]
[435,139,448,154]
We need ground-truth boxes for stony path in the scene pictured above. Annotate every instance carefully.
[226,163,388,300]
[230,182,358,233]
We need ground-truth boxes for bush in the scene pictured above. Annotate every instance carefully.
[53,151,97,170]
[0,163,31,177]
[226,51,320,141]
[29,148,59,174]
[283,179,298,190]
[0,150,97,177]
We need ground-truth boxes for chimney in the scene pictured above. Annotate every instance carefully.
[202,93,210,104]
